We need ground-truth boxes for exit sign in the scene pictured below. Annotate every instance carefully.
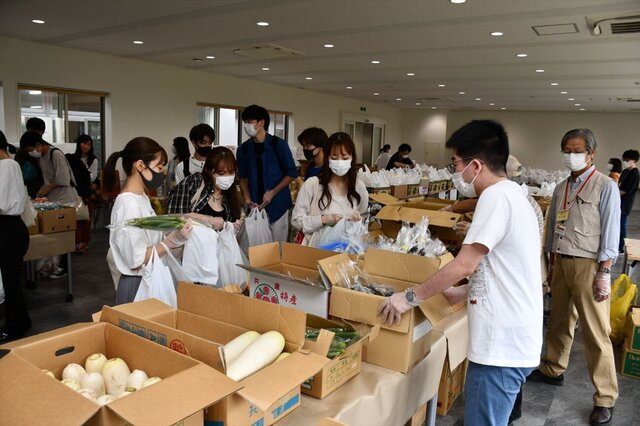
[360,106,367,112]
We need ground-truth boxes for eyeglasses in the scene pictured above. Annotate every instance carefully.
[446,157,473,174]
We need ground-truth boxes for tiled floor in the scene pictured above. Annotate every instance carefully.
[4,197,640,426]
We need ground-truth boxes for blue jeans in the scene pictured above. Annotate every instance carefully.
[464,361,533,426]
[619,213,628,252]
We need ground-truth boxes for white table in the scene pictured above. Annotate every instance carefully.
[24,231,75,301]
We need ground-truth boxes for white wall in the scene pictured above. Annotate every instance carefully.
[0,36,403,157]
[401,110,448,166]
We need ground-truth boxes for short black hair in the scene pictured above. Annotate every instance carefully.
[398,143,412,153]
[0,130,16,154]
[608,158,622,173]
[20,131,43,148]
[189,123,215,144]
[241,104,270,131]
[26,117,45,132]
[297,127,328,148]
[622,149,639,162]
[445,120,509,174]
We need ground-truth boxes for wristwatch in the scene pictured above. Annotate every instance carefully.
[405,288,421,307]
[597,267,611,274]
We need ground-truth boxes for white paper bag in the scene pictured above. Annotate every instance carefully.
[245,207,273,247]
[182,225,219,286]
[217,222,247,289]
[135,248,177,307]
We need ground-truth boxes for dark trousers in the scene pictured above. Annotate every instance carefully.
[0,215,31,336]
[619,213,628,253]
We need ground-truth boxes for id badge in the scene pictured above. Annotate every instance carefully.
[556,210,569,222]
[554,223,566,236]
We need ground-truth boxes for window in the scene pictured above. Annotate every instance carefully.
[196,103,290,147]
[18,85,106,166]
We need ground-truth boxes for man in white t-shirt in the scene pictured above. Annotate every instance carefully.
[378,120,543,426]
[174,123,215,184]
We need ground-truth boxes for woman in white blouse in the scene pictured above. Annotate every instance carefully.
[292,132,369,247]
[103,137,192,304]
[0,130,31,342]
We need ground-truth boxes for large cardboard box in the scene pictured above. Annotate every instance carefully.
[390,184,408,198]
[626,306,640,352]
[37,207,77,233]
[241,242,337,318]
[621,340,640,380]
[0,322,239,426]
[319,248,455,373]
[100,284,329,426]
[301,315,379,399]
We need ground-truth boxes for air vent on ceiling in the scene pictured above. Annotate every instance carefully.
[611,21,640,33]
[617,97,640,102]
[532,23,579,36]
[589,14,640,35]
[418,97,455,103]
[233,44,305,59]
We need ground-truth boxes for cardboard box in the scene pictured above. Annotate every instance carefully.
[240,242,337,318]
[407,183,420,197]
[319,249,455,373]
[390,184,409,198]
[37,207,77,233]
[404,403,427,426]
[621,340,640,380]
[418,177,430,196]
[436,358,468,416]
[0,322,239,426]
[626,306,640,352]
[100,284,329,426]
[366,186,391,195]
[302,315,379,399]
[28,217,39,235]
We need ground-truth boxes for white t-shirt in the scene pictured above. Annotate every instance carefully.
[0,159,26,216]
[174,155,204,185]
[463,179,543,368]
[108,192,163,276]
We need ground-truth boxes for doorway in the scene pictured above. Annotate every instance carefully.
[343,118,385,167]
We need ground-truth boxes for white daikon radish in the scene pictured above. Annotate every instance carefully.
[126,369,149,390]
[62,363,86,384]
[118,386,137,398]
[95,394,115,406]
[42,369,56,379]
[61,379,81,391]
[274,352,290,363]
[141,376,162,388]
[226,331,285,381]
[85,353,108,373]
[223,331,260,364]
[81,372,105,397]
[102,358,130,396]
[78,388,97,401]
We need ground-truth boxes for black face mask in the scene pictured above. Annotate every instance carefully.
[140,167,166,190]
[196,146,212,157]
[303,148,317,161]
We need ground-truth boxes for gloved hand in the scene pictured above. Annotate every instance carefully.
[593,271,611,302]
[377,292,413,326]
[453,221,470,237]
[164,219,193,249]
[322,214,343,226]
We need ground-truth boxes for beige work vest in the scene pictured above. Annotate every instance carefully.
[550,169,610,260]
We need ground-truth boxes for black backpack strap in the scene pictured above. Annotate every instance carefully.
[183,156,191,177]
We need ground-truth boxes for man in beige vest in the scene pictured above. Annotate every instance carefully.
[529,129,620,425]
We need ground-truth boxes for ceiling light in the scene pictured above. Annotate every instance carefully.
[346,86,353,89]
[437,84,446,87]
[500,107,507,110]
[32,19,45,24]
[305,77,313,80]
[373,92,380,96]
[28,90,42,95]
[406,72,415,76]
[261,67,270,71]
[535,69,545,73]
[561,91,568,94]
[516,53,528,58]
[580,108,585,111]
[489,103,495,106]
[431,107,437,109]
[458,91,466,95]
[133,40,144,44]
[206,55,215,59]
[396,98,402,101]
[450,0,466,3]
[490,31,504,36]
[568,98,575,101]
[550,82,559,86]
[574,103,581,106]
[371,60,380,64]
[30,105,42,109]
[323,44,334,48]
[475,97,482,101]
[416,102,421,106]
[257,21,269,26]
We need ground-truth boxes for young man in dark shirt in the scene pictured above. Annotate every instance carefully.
[618,149,639,252]
[386,143,415,170]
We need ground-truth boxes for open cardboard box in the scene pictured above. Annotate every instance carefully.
[98,283,329,426]
[319,248,455,373]
[0,322,239,426]
[37,207,77,234]
[240,242,339,318]
[302,314,379,399]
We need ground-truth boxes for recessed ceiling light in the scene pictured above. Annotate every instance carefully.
[396,98,402,101]
[568,98,575,101]
[561,91,568,94]
[371,60,380,64]
[133,40,144,45]
[450,0,466,3]
[437,84,446,87]
[323,44,334,48]
[30,105,42,109]
[416,102,421,106]
[550,82,559,86]
[305,77,313,80]
[489,103,495,106]
[28,90,42,95]
[32,19,45,24]
[475,97,482,101]
[257,21,269,26]
[516,53,528,58]
[406,72,415,76]
[500,107,507,110]
[574,103,581,106]
[458,91,466,95]
[431,107,437,109]
[580,108,585,111]
[261,67,270,71]
[373,92,380,96]
[535,69,545,73]
[206,55,215,59]
[490,31,504,36]
[346,86,353,89]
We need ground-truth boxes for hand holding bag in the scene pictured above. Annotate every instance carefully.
[245,207,273,247]
[182,225,219,286]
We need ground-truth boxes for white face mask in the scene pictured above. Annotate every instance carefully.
[329,159,351,177]
[243,122,258,138]
[28,150,41,159]
[214,174,235,191]
[562,153,588,172]
[622,161,631,169]
[401,154,409,159]
[451,161,478,198]
[607,163,613,171]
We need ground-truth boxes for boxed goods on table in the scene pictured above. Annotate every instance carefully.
[37,207,77,233]
[319,248,455,373]
[621,342,640,380]
[99,283,329,426]
[390,184,408,198]
[302,314,379,399]
[0,322,239,426]
[622,306,640,380]
[366,186,391,195]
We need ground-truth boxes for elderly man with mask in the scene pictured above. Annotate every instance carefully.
[528,129,620,426]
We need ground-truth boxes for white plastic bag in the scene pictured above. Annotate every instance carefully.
[217,222,247,289]
[135,247,177,307]
[245,207,273,247]
[182,225,219,286]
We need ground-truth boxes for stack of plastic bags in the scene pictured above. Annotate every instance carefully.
[419,165,452,182]
[358,165,423,188]
[373,217,447,258]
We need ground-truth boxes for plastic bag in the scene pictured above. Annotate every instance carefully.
[217,222,247,289]
[610,274,637,345]
[245,207,273,247]
[135,247,177,307]
[182,225,219,286]
[335,260,395,296]
[315,218,368,254]
[75,196,90,221]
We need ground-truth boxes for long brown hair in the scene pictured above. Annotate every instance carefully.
[318,132,361,210]
[103,137,167,193]
[203,146,240,220]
